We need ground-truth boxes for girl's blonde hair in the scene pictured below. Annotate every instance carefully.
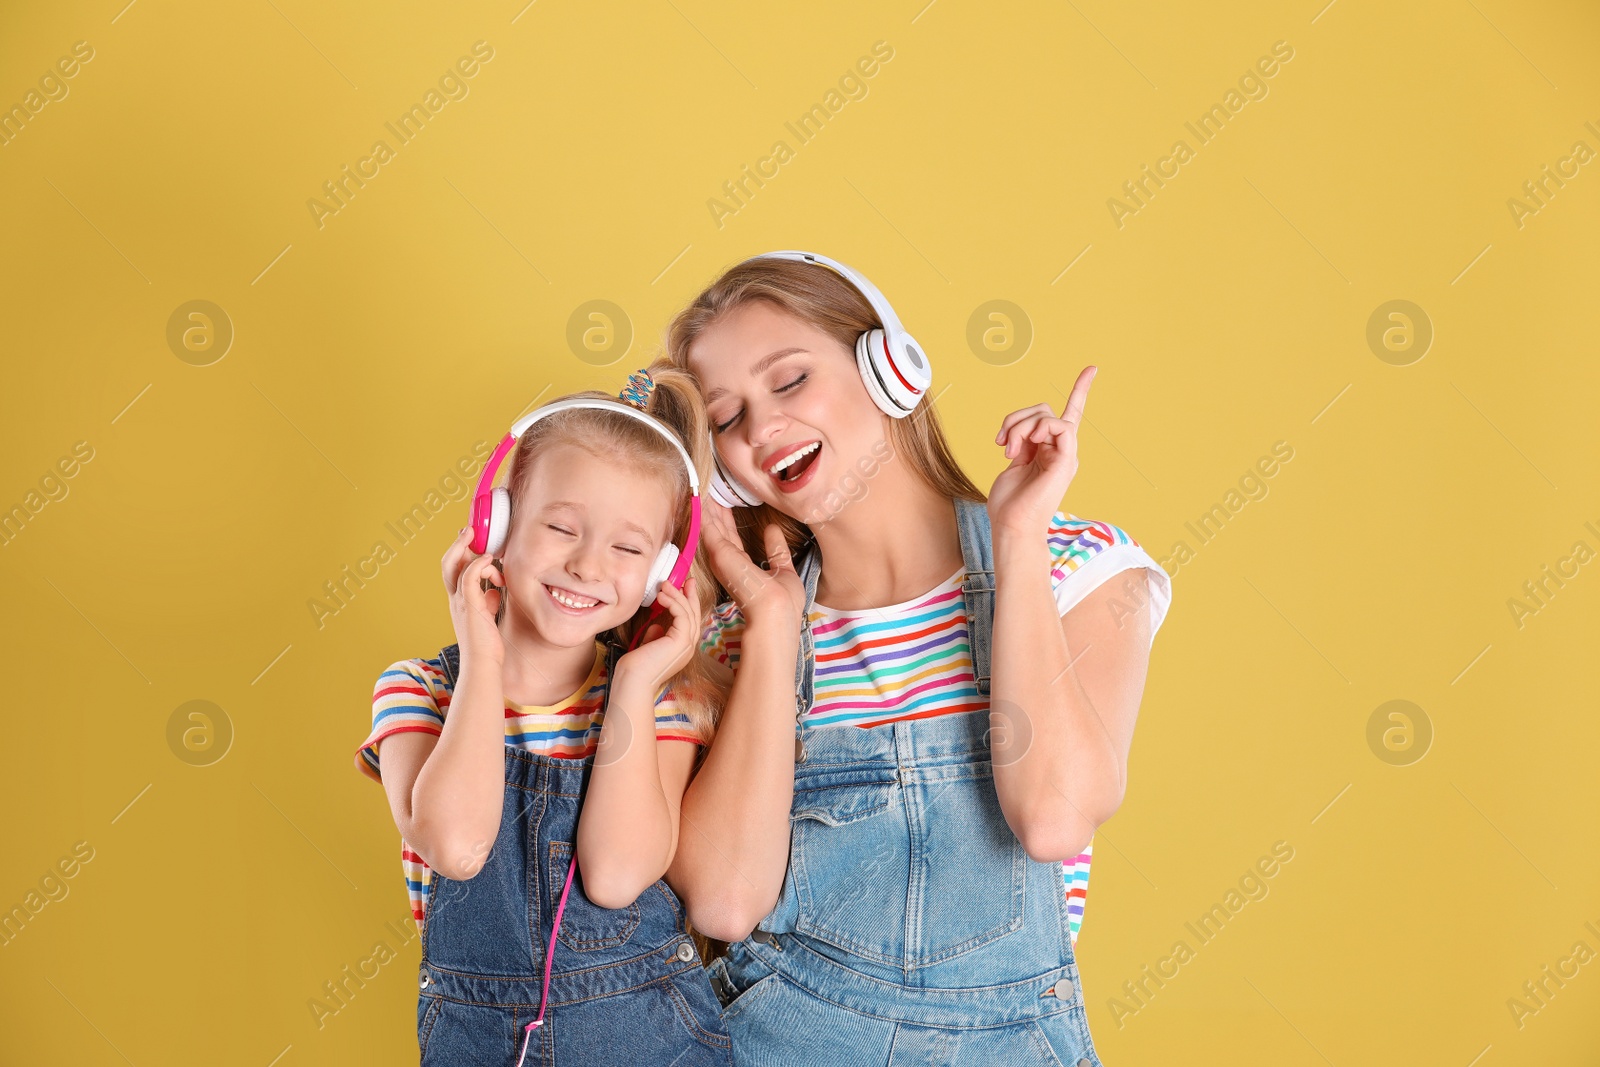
[499,359,727,745]
[663,255,988,604]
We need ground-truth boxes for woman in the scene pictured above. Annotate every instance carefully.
[663,251,1172,1065]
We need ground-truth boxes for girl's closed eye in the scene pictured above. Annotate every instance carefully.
[550,523,642,555]
[713,371,809,434]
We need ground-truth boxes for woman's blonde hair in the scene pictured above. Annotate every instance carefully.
[499,359,727,745]
[663,255,987,602]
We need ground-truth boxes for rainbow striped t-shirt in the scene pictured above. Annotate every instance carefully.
[697,510,1171,944]
[354,641,703,928]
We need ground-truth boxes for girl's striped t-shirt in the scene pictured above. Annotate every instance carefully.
[697,509,1172,944]
[353,641,703,928]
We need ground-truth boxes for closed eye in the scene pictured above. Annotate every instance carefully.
[713,372,809,434]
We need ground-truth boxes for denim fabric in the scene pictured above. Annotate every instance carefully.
[415,641,732,1067]
[705,498,1102,1066]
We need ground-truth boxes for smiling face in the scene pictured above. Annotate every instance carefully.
[498,442,675,645]
[690,299,889,516]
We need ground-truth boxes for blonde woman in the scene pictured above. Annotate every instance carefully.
[662,252,1172,1066]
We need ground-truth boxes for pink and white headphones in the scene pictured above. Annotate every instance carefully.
[707,250,933,508]
[469,396,702,607]
[469,393,704,1065]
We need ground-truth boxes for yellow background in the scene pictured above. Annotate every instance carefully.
[3,0,1598,1063]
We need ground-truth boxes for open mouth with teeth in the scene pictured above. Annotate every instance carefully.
[766,441,822,485]
[544,583,605,614]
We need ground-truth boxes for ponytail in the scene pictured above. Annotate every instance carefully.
[630,359,729,748]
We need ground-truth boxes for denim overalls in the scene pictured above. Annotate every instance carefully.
[705,498,1103,1067]
[415,641,733,1066]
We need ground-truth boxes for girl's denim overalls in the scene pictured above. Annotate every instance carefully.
[705,498,1104,1067]
[415,641,733,1066]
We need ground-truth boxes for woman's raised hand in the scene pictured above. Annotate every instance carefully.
[699,496,805,632]
[443,526,506,667]
[986,365,1096,537]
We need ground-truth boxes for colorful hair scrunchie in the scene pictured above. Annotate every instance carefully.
[618,368,656,410]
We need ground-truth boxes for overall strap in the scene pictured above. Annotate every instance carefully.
[598,638,622,716]
[791,541,825,760]
[437,643,461,687]
[796,543,824,711]
[953,497,996,696]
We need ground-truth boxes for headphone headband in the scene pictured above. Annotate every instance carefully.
[752,250,909,341]
[503,398,700,493]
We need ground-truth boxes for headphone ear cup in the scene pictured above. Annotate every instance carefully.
[642,542,680,606]
[856,329,905,418]
[707,472,742,509]
[856,328,929,418]
[709,448,761,508]
[469,491,493,554]
[485,487,511,556]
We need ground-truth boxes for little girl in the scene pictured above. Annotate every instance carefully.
[353,364,733,1066]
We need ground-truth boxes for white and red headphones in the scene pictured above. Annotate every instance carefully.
[469,396,702,608]
[707,250,932,508]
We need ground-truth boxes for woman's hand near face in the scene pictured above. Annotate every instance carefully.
[987,365,1096,537]
[699,497,805,632]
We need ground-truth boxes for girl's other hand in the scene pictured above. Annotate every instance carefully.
[617,575,702,693]
[443,526,506,667]
[699,497,804,632]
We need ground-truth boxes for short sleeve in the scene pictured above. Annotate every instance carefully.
[1047,511,1172,640]
[354,659,447,783]
[1063,838,1093,946]
[651,683,706,746]
[699,600,747,670]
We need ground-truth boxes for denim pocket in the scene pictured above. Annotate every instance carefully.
[416,993,444,1058]
[709,946,781,1021]
[791,770,1025,968]
[547,840,642,952]
[790,781,908,962]
[903,765,1027,964]
[662,967,736,1053]
[720,969,781,1022]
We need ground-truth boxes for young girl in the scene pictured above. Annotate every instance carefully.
[663,252,1173,1066]
[353,364,734,1066]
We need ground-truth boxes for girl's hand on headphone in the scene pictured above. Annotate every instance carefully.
[443,526,506,667]
[700,496,805,633]
[986,365,1096,539]
[617,575,702,693]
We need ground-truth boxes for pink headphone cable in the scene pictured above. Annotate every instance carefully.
[513,847,579,1067]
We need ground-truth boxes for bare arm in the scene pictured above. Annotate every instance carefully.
[373,527,511,881]
[576,578,706,909]
[665,504,806,942]
[988,535,1154,862]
